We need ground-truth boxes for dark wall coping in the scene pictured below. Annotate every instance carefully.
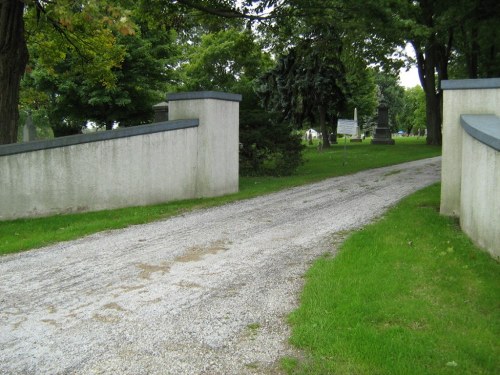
[167,91,242,102]
[460,115,500,151]
[442,78,500,90]
[0,119,198,157]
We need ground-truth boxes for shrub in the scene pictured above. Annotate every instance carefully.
[239,109,304,176]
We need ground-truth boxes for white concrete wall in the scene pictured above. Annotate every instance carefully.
[0,92,241,220]
[460,132,500,257]
[441,81,500,216]
[441,79,500,259]
[167,92,240,197]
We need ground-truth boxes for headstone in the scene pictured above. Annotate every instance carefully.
[371,102,395,145]
[153,102,169,122]
[23,113,36,142]
[350,107,362,142]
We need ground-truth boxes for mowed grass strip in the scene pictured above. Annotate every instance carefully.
[284,183,500,375]
[0,137,441,255]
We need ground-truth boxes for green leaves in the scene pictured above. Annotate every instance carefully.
[21,0,174,132]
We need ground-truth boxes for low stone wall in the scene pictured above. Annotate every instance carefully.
[0,91,241,220]
[441,79,500,258]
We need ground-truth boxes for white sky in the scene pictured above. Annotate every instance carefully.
[400,65,420,88]
[399,43,421,88]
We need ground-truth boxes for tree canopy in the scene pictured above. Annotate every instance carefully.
[1,0,498,145]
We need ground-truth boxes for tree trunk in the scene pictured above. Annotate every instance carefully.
[0,0,29,145]
[413,41,442,146]
[424,89,442,145]
[318,105,330,148]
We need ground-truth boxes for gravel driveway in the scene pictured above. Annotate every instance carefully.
[0,157,441,374]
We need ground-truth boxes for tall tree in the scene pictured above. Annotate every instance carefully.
[1,0,137,144]
[399,86,426,136]
[359,0,499,145]
[22,22,175,134]
[259,27,348,149]
[374,70,405,132]
[0,0,28,144]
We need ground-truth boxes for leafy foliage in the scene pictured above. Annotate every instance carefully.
[259,25,348,148]
[399,86,426,136]
[239,110,304,176]
[374,71,405,132]
[21,1,175,135]
[178,27,304,176]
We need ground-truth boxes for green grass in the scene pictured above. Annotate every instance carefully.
[243,137,440,193]
[284,183,500,375]
[0,137,440,255]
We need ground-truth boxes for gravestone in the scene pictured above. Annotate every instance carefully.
[350,108,362,142]
[23,113,36,142]
[371,102,395,145]
[153,102,169,122]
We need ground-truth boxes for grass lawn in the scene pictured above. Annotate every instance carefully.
[283,183,500,375]
[1,137,440,255]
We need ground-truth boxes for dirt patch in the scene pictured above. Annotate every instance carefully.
[175,239,230,263]
[136,262,170,279]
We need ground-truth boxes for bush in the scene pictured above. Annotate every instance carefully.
[239,109,304,176]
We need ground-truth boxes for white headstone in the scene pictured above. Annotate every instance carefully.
[23,113,36,142]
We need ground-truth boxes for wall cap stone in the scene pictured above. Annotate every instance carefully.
[442,78,500,90]
[0,119,199,157]
[460,115,500,151]
[167,91,242,102]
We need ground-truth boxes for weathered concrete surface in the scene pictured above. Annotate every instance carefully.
[441,80,500,217]
[0,157,441,375]
[441,79,500,258]
[0,91,240,220]
[460,132,500,258]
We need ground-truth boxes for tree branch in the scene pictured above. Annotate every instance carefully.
[175,0,272,21]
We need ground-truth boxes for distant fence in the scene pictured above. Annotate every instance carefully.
[441,78,500,258]
[0,91,241,220]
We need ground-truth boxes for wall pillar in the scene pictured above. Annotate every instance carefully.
[440,79,500,217]
[167,91,242,197]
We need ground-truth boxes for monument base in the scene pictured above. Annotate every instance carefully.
[371,126,394,145]
[350,138,362,143]
[371,138,395,145]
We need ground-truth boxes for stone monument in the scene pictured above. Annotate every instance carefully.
[371,101,395,145]
[152,102,169,122]
[23,113,36,142]
[350,108,362,142]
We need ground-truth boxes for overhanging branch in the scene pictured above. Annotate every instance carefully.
[174,0,273,21]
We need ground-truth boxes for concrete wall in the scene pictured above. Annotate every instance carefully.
[168,91,240,197]
[441,79,500,258]
[0,92,241,220]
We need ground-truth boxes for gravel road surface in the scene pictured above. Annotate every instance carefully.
[0,157,441,375]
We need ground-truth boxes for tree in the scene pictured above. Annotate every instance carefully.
[374,70,405,132]
[358,0,499,145]
[178,26,303,176]
[399,86,426,136]
[179,28,270,92]
[259,26,348,149]
[340,58,377,138]
[20,2,174,135]
[0,0,28,144]
[448,0,500,79]
[1,0,140,144]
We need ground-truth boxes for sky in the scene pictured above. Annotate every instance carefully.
[398,43,421,88]
[400,65,420,88]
